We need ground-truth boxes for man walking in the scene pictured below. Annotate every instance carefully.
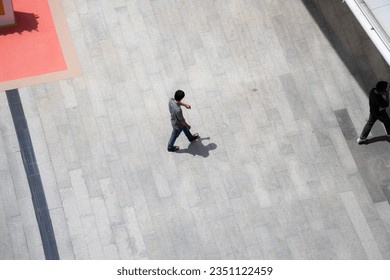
[167,90,199,152]
[357,81,390,144]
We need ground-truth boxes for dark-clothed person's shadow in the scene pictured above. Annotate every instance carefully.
[177,137,217,157]
[0,12,39,36]
[361,135,390,145]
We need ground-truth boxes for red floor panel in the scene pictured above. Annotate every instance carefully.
[0,0,67,82]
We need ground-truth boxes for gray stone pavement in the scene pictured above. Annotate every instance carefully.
[1,0,390,259]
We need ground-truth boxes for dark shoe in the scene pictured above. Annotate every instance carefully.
[168,146,179,152]
[190,133,200,142]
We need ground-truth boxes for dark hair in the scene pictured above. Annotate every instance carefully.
[174,90,185,101]
[376,81,388,92]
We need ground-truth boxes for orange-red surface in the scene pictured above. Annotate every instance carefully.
[0,0,67,82]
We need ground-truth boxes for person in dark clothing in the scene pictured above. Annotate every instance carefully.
[357,81,390,144]
[167,90,199,152]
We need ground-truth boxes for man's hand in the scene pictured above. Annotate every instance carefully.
[180,119,191,130]
[380,107,386,111]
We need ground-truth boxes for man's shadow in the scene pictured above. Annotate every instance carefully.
[360,135,390,145]
[177,137,217,157]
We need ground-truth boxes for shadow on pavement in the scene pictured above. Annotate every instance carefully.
[177,137,217,157]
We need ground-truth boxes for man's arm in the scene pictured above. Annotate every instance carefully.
[379,91,389,111]
[180,119,191,130]
[383,91,389,107]
[176,109,191,129]
[177,101,191,109]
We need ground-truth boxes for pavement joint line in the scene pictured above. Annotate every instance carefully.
[5,88,60,260]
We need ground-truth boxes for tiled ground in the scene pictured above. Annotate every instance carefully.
[1,0,390,259]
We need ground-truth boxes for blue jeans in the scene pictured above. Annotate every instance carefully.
[168,126,194,151]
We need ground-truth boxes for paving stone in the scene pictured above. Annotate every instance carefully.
[99,178,125,226]
[102,244,120,260]
[59,187,87,258]
[81,215,105,259]
[0,170,20,217]
[254,224,293,259]
[190,205,219,257]
[50,207,74,260]
[7,215,30,259]
[17,197,45,260]
[375,202,390,235]
[340,191,383,259]
[230,196,258,248]
[71,234,90,259]
[123,206,148,259]
[328,127,358,174]
[69,169,93,216]
[0,233,14,259]
[108,160,133,208]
